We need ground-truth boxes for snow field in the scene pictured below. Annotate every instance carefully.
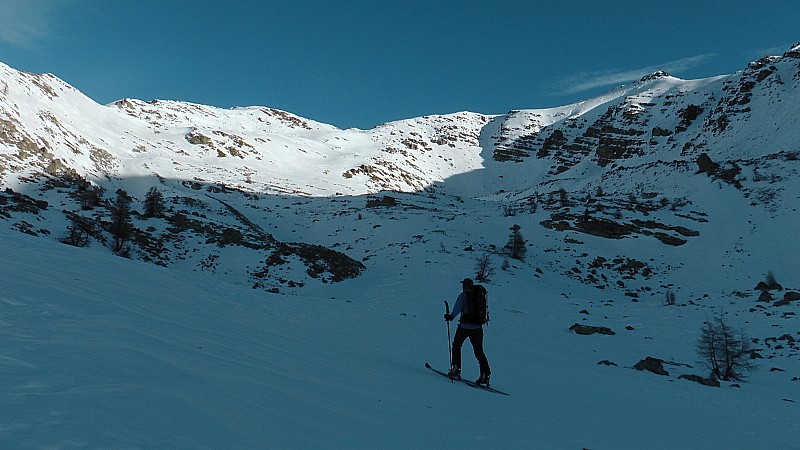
[2,228,798,449]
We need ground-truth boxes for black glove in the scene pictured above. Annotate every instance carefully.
[444,313,454,321]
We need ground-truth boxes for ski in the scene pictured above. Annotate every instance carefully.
[425,362,509,396]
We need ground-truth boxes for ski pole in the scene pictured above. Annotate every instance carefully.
[444,300,453,383]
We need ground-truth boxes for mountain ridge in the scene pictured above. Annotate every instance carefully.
[1,45,799,295]
[2,44,799,200]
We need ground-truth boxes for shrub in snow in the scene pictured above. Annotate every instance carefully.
[664,289,677,306]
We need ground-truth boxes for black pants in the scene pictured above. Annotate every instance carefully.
[452,326,490,374]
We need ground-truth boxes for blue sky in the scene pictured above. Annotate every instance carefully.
[1,0,797,129]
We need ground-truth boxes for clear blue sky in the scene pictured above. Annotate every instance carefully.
[1,0,797,129]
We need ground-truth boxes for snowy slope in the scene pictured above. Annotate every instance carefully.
[2,221,798,449]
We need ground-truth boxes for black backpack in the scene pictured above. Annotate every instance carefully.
[461,284,489,325]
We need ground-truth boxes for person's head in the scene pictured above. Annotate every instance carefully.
[461,278,474,292]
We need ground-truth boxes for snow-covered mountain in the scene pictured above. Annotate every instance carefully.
[5,44,797,198]
[1,45,799,448]
[2,44,800,290]
[0,61,490,197]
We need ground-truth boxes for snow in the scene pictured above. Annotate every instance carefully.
[2,213,798,449]
[2,48,800,448]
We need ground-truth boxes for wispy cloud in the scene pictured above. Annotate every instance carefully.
[746,42,796,60]
[0,0,61,47]
[553,53,717,96]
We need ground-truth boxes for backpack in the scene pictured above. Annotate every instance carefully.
[460,284,489,325]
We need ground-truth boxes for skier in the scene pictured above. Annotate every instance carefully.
[444,278,491,386]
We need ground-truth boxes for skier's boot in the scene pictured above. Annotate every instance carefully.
[475,373,490,386]
[447,365,461,380]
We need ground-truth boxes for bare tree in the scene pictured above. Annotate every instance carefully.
[765,271,778,286]
[63,214,92,247]
[475,253,494,282]
[697,311,756,381]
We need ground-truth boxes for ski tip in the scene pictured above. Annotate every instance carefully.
[424,362,431,369]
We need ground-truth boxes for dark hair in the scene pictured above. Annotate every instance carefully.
[461,278,474,287]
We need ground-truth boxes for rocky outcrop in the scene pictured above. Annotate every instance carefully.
[775,292,800,307]
[569,323,615,336]
[633,357,669,376]
[678,374,720,387]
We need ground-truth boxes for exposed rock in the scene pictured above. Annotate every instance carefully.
[538,129,567,158]
[758,291,774,302]
[677,104,704,130]
[541,213,697,248]
[650,232,687,246]
[784,292,800,302]
[569,323,615,336]
[366,195,398,208]
[696,153,719,174]
[755,280,783,291]
[774,292,800,307]
[633,357,669,376]
[186,130,214,146]
[219,227,244,246]
[640,71,670,82]
[770,282,785,291]
[784,44,800,59]
[651,126,673,137]
[597,360,617,366]
[678,374,720,387]
[716,164,742,187]
[575,216,637,239]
